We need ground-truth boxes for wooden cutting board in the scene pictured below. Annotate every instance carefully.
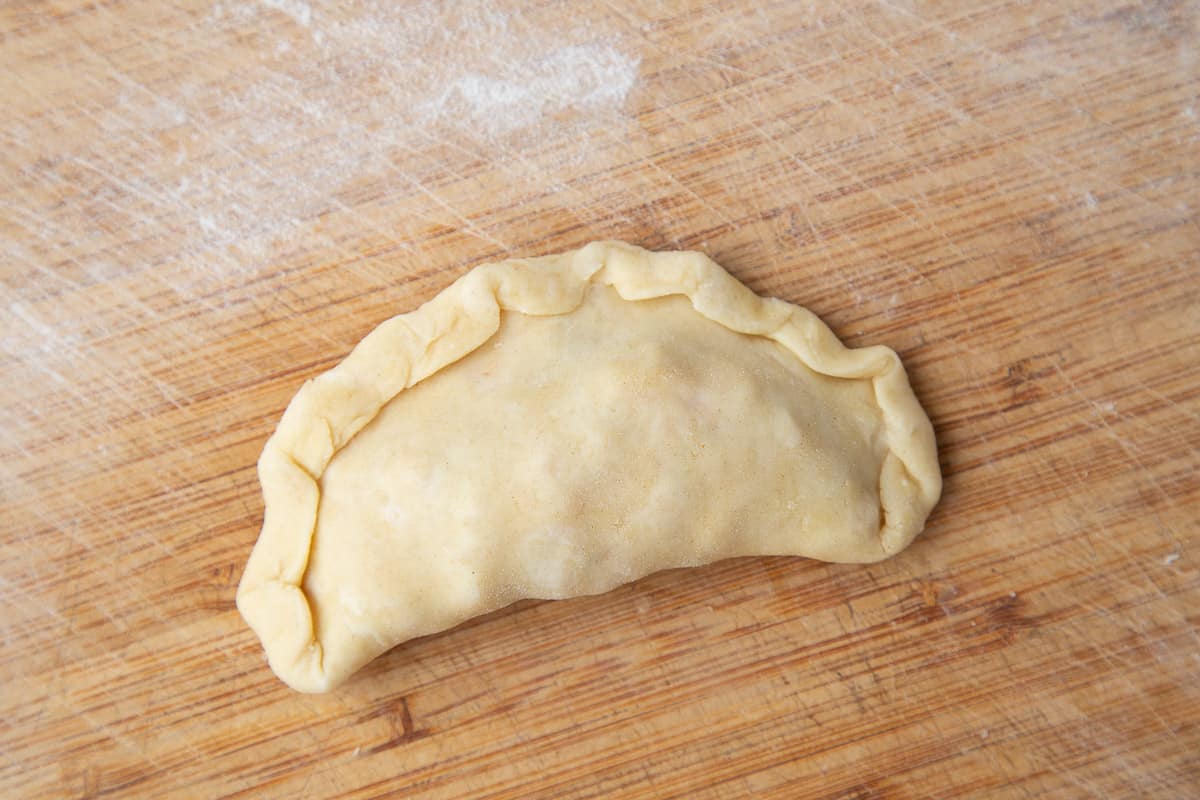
[2,1,1196,797]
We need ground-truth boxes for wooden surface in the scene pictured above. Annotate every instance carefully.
[2,0,1198,797]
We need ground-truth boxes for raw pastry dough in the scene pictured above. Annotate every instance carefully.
[237,241,941,692]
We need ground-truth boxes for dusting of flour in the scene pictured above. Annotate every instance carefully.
[257,0,312,28]
[164,1,643,258]
[423,44,639,139]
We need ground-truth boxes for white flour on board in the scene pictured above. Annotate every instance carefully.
[171,2,640,261]
[421,44,639,139]
[257,0,312,28]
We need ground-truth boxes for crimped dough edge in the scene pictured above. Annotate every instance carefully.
[236,241,941,692]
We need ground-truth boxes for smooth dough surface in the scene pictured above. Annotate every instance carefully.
[237,241,941,692]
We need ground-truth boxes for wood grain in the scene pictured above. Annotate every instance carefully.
[2,0,1197,797]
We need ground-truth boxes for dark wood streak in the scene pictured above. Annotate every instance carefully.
[360,697,431,755]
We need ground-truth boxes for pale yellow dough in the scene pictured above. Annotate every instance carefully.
[237,241,941,692]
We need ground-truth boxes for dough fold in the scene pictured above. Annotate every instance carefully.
[237,241,941,692]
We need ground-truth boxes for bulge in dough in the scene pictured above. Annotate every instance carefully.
[236,241,941,692]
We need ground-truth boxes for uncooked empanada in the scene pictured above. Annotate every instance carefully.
[237,241,941,692]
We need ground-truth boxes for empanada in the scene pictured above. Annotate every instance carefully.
[237,241,941,692]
